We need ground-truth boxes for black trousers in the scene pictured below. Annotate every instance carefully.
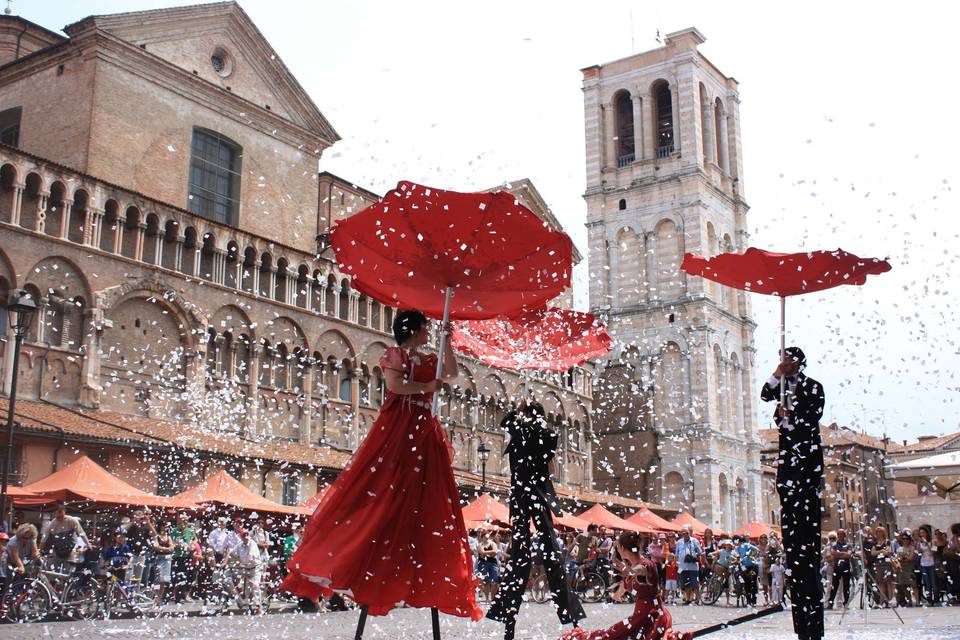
[486,503,585,628]
[778,480,824,640]
[829,569,851,607]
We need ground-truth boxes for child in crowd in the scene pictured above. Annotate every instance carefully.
[769,555,786,604]
[102,529,133,580]
[664,553,679,604]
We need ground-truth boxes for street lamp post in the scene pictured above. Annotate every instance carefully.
[478,441,490,493]
[2,289,37,529]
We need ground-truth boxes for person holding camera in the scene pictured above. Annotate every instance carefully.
[674,525,703,605]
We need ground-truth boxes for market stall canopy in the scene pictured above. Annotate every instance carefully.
[578,504,652,533]
[461,493,510,524]
[18,455,185,509]
[553,511,590,531]
[670,512,710,535]
[627,507,683,532]
[735,521,776,539]
[887,451,960,494]
[175,471,309,516]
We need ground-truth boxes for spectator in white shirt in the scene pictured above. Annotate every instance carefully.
[206,517,230,561]
[221,528,262,613]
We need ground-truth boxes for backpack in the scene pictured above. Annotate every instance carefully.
[52,530,76,560]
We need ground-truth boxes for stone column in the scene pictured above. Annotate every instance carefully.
[365,298,372,327]
[246,345,261,437]
[83,207,99,247]
[643,232,657,302]
[60,200,73,240]
[670,84,681,154]
[701,98,716,165]
[285,270,296,306]
[250,260,261,296]
[350,375,360,449]
[319,282,328,314]
[300,361,313,445]
[332,286,342,318]
[214,249,227,285]
[718,109,730,176]
[154,230,165,266]
[602,102,616,169]
[114,219,124,255]
[35,192,49,234]
[234,259,243,291]
[632,94,643,160]
[134,223,147,261]
[267,266,277,299]
[9,184,23,226]
[78,308,107,408]
[641,94,654,160]
[306,279,315,312]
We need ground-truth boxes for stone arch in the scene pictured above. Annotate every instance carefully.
[20,171,43,231]
[262,315,307,350]
[241,246,258,293]
[338,277,350,321]
[650,79,675,157]
[199,231,217,281]
[142,213,162,265]
[68,188,89,244]
[613,89,635,163]
[663,471,685,510]
[224,240,240,289]
[181,226,199,275]
[95,279,206,339]
[361,341,390,370]
[120,205,141,259]
[258,251,273,297]
[652,341,685,431]
[0,162,18,223]
[45,180,68,238]
[653,218,683,301]
[616,226,644,307]
[99,199,121,253]
[315,329,357,361]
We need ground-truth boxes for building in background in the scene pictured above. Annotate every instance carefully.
[0,3,611,510]
[887,431,960,531]
[760,423,896,533]
[581,28,761,530]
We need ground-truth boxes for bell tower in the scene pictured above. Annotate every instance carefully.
[582,28,761,530]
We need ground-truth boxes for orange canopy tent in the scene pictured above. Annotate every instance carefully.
[17,455,185,509]
[670,512,709,535]
[175,471,309,516]
[6,485,36,497]
[578,504,652,533]
[627,508,683,532]
[553,511,590,531]
[735,521,775,539]
[461,493,510,525]
[465,519,508,531]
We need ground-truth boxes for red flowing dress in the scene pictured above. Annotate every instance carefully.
[282,347,482,620]
[559,559,690,640]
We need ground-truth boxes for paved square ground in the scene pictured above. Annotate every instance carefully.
[2,603,958,640]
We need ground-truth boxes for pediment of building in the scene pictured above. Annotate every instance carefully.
[65,2,338,142]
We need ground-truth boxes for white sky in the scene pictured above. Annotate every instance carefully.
[24,0,960,443]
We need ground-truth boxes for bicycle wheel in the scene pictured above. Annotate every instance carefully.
[4,578,53,623]
[63,578,101,620]
[700,574,723,605]
[576,573,606,603]
[531,575,550,604]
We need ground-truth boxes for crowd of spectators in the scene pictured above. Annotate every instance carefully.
[0,503,305,615]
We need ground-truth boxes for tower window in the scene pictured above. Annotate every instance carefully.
[614,91,635,167]
[188,127,242,225]
[653,82,674,158]
[0,107,22,147]
[618,199,627,211]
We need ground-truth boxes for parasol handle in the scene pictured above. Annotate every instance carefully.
[432,286,455,415]
[779,296,786,409]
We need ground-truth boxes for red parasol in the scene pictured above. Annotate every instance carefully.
[577,504,653,533]
[332,181,574,413]
[331,181,573,321]
[461,492,510,524]
[681,247,891,406]
[452,306,611,372]
[627,507,683,532]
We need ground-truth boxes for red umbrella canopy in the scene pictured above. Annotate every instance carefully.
[735,521,775,539]
[331,181,574,320]
[670,512,709,535]
[461,493,511,524]
[680,247,891,297]
[452,307,612,371]
[627,508,683,532]
[577,504,653,533]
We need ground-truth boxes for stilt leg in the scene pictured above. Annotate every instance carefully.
[504,617,516,640]
[354,605,369,640]
[431,607,441,640]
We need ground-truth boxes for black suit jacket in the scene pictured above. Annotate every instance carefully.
[502,411,563,521]
[761,373,825,487]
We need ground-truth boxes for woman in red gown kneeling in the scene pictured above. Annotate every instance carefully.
[561,532,690,640]
[282,310,482,621]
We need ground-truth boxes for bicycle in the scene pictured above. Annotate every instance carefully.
[573,563,608,603]
[100,569,163,619]
[2,558,100,623]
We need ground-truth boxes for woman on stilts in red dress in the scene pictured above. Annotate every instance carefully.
[282,309,482,622]
[560,532,690,640]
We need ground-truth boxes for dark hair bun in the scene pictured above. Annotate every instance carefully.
[393,309,428,345]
